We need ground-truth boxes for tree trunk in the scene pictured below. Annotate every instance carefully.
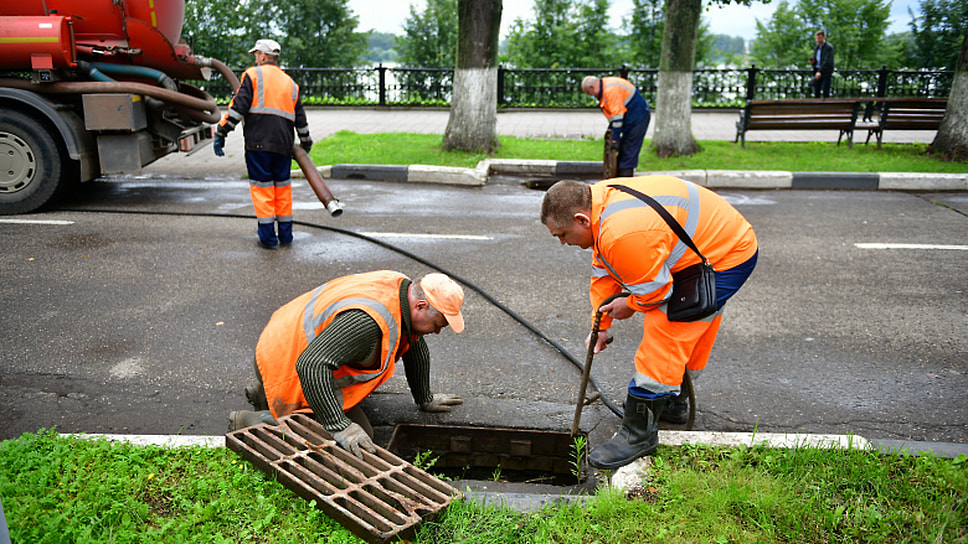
[928,28,968,162]
[651,0,702,158]
[443,0,502,153]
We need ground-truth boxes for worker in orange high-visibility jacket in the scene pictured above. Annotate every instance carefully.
[214,39,312,248]
[541,177,758,470]
[228,270,467,458]
[581,76,651,177]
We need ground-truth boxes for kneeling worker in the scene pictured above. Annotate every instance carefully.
[541,178,758,469]
[230,271,466,457]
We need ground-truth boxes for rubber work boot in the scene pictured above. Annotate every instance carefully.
[661,393,690,425]
[244,382,269,411]
[616,167,635,178]
[257,223,278,248]
[228,409,277,432]
[277,221,293,245]
[588,393,667,470]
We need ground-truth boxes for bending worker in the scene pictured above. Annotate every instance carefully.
[214,38,313,248]
[581,76,651,177]
[541,178,758,470]
[229,271,466,457]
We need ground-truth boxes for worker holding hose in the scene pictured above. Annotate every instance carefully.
[213,38,313,248]
[228,271,466,458]
[541,178,758,470]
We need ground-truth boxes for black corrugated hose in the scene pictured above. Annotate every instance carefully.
[55,207,626,418]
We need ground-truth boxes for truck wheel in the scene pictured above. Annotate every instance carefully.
[0,110,64,215]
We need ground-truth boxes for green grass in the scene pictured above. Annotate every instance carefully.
[2,431,965,543]
[310,131,968,174]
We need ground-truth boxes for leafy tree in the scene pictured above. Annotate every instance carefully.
[750,0,892,69]
[364,32,400,65]
[713,34,747,57]
[182,0,253,66]
[573,0,617,66]
[707,34,747,65]
[750,0,808,67]
[621,0,665,67]
[799,0,891,69]
[182,0,365,68]
[502,0,619,68]
[398,0,459,67]
[273,0,366,67]
[908,0,968,70]
[618,0,716,68]
[881,31,917,69]
[695,20,717,67]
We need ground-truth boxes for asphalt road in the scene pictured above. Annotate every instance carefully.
[2,173,966,451]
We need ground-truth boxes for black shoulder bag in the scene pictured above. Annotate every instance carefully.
[609,184,718,322]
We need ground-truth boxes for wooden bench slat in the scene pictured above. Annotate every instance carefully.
[735,97,948,149]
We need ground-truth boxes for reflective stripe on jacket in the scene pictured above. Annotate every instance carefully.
[256,271,411,419]
[218,63,307,155]
[598,77,637,134]
[589,176,758,330]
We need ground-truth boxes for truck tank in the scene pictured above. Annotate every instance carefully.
[0,0,238,214]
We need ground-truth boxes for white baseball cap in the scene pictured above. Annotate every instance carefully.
[249,39,281,55]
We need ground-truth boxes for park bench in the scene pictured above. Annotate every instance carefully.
[734,99,863,148]
[856,97,948,148]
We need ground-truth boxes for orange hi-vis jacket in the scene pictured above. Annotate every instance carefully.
[590,176,758,330]
[590,176,758,392]
[256,271,412,419]
[218,63,308,156]
[598,77,637,135]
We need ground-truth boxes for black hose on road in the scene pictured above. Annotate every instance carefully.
[54,207,626,419]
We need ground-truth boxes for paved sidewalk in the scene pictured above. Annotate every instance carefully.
[145,108,941,180]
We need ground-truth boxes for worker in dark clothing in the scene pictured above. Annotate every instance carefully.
[228,271,466,458]
[214,38,312,248]
[581,76,651,177]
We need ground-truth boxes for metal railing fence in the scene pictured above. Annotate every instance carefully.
[191,64,953,108]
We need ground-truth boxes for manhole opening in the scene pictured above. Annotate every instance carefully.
[388,424,593,488]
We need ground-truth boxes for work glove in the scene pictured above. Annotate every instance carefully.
[213,134,225,157]
[610,140,619,151]
[300,137,313,152]
[420,393,463,413]
[332,422,376,458]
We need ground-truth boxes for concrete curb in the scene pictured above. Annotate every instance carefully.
[60,431,968,460]
[293,161,968,191]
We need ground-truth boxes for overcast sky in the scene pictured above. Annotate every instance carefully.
[346,0,920,43]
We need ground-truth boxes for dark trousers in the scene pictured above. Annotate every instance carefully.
[813,73,831,98]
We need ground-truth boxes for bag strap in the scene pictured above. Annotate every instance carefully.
[609,183,709,264]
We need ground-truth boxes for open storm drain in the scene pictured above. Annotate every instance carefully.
[387,424,596,491]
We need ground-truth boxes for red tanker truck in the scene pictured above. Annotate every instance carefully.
[0,0,236,214]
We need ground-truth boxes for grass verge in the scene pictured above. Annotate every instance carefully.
[2,430,965,543]
[310,131,968,174]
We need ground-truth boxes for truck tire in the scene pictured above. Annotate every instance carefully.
[0,109,64,215]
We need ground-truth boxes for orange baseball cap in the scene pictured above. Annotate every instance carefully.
[420,274,465,333]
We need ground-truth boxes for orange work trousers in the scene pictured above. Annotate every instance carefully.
[631,307,723,396]
[249,181,293,223]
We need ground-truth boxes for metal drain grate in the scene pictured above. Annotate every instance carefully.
[226,413,461,544]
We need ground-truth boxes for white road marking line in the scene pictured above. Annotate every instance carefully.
[855,243,968,251]
[359,232,492,240]
[0,218,75,225]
